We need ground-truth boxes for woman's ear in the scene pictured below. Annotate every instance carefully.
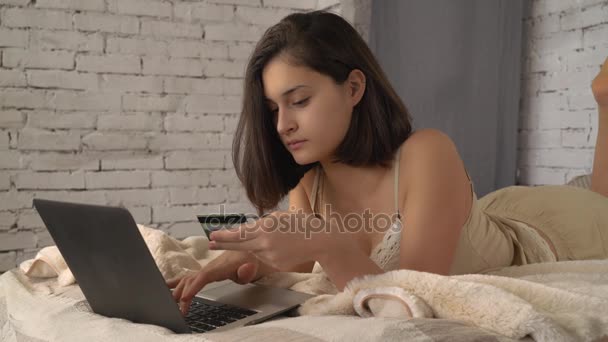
[346,69,366,107]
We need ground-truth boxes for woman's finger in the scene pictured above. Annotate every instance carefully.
[182,272,209,300]
[172,278,186,302]
[210,224,259,242]
[179,274,210,316]
[179,277,196,315]
[210,238,263,252]
[235,262,258,284]
[166,277,181,289]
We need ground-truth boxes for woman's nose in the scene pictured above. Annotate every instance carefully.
[276,110,297,135]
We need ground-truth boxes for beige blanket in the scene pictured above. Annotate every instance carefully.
[12,225,608,341]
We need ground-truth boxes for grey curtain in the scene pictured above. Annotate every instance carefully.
[369,0,523,197]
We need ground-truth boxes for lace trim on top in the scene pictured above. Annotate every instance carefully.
[370,219,403,271]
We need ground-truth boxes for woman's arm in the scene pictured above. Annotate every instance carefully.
[283,180,316,273]
[397,129,473,275]
[248,177,316,280]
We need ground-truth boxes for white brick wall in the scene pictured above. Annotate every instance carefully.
[519,0,608,185]
[0,0,361,271]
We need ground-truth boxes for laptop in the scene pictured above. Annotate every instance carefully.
[32,198,315,334]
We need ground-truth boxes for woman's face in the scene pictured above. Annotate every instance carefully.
[262,55,363,165]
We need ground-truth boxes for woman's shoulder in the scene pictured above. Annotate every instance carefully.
[400,128,456,154]
[398,128,469,197]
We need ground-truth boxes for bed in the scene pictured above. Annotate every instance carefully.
[0,268,533,342]
[1,175,606,342]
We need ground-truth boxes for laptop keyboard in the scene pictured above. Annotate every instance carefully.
[185,298,258,333]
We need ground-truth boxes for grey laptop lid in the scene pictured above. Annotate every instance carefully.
[33,198,192,333]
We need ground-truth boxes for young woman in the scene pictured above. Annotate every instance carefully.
[169,10,608,315]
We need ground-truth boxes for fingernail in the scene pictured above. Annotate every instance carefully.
[209,241,216,249]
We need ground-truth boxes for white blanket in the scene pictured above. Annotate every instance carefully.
[289,261,608,341]
[7,224,608,342]
[18,224,220,286]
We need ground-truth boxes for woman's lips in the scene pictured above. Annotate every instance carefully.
[287,140,307,150]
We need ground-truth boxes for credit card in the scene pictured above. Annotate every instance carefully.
[196,214,248,239]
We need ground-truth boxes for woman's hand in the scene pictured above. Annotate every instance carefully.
[166,250,263,316]
[592,57,608,108]
[208,210,354,271]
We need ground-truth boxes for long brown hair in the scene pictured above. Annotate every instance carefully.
[233,10,413,216]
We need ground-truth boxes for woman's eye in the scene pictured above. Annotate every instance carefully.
[293,97,310,106]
